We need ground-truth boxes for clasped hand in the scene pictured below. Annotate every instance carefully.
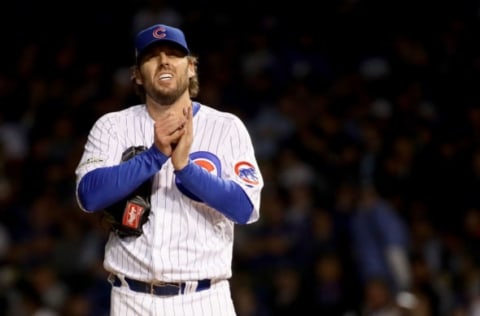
[154,106,193,170]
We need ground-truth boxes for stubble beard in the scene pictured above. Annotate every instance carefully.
[147,77,189,106]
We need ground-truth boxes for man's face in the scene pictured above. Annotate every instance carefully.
[136,43,192,106]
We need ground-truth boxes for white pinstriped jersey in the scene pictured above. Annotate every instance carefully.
[75,103,263,283]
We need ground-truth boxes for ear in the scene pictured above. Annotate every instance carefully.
[187,60,196,79]
[133,67,143,85]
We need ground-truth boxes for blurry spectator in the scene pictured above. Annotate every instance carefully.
[277,147,317,189]
[374,134,417,208]
[2,2,480,315]
[360,277,405,316]
[59,293,93,316]
[358,121,384,186]
[0,114,28,163]
[306,208,337,261]
[267,265,306,316]
[233,184,297,272]
[28,264,68,312]
[246,103,295,160]
[408,205,444,314]
[240,31,278,102]
[130,0,183,35]
[310,252,351,315]
[5,265,63,316]
[351,184,412,298]
[231,272,270,316]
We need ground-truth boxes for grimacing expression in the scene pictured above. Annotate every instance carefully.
[137,43,191,105]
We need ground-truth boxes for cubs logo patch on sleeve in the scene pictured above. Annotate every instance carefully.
[235,161,260,187]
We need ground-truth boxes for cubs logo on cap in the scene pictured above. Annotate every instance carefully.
[135,24,190,59]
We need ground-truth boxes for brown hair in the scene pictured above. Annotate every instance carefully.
[131,55,199,103]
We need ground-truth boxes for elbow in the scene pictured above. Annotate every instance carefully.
[77,190,98,213]
[233,207,253,225]
[77,178,101,212]
[229,184,254,224]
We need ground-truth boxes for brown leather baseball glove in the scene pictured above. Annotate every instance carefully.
[103,146,152,238]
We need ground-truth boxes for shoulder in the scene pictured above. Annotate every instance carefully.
[95,104,148,125]
[195,103,244,124]
[195,103,253,141]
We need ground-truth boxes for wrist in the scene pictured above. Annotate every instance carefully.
[173,159,190,171]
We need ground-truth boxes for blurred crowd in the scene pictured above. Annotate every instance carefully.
[2,0,480,315]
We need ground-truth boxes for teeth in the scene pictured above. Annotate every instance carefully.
[159,74,173,80]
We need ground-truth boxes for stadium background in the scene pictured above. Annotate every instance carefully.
[1,0,480,315]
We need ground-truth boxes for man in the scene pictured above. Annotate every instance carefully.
[350,184,413,312]
[75,23,263,315]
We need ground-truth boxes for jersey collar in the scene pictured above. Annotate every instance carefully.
[192,102,200,116]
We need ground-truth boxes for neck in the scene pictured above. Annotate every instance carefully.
[145,94,192,121]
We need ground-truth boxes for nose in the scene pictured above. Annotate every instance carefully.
[157,51,170,64]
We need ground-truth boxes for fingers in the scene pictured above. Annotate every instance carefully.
[153,111,187,156]
[171,106,193,170]
[161,114,186,135]
[153,107,194,157]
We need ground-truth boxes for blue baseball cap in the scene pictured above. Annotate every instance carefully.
[135,24,190,59]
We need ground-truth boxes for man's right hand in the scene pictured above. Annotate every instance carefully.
[153,111,187,157]
[171,106,193,171]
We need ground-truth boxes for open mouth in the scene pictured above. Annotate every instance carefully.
[159,74,173,81]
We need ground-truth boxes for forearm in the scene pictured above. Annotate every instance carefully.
[77,146,168,212]
[174,162,253,224]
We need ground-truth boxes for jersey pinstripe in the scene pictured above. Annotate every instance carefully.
[110,280,235,316]
[75,103,263,284]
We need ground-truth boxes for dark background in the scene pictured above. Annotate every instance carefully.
[1,0,480,315]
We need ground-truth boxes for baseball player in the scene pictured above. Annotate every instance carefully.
[75,23,263,315]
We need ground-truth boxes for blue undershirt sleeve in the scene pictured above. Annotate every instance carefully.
[77,145,168,212]
[174,162,254,224]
